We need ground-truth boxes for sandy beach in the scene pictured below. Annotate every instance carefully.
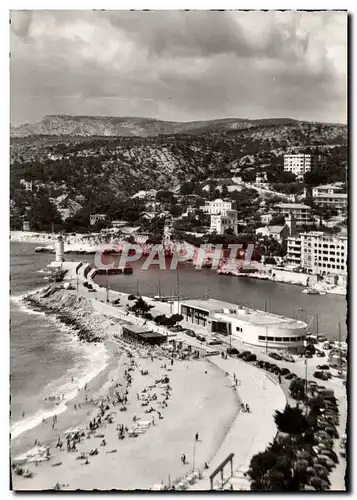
[12,335,239,490]
[10,265,346,491]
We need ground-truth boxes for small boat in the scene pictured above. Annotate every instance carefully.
[154,295,179,302]
[302,288,319,295]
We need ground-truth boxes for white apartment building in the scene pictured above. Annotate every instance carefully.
[90,214,107,226]
[284,154,312,179]
[276,203,312,225]
[210,209,238,235]
[313,193,348,213]
[287,232,347,276]
[200,199,233,215]
[312,183,344,197]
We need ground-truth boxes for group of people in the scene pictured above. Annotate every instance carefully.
[241,403,250,413]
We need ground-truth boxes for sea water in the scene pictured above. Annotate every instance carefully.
[10,242,108,440]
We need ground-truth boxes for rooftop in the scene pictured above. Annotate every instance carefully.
[277,203,311,210]
[267,225,286,234]
[179,298,307,329]
[122,324,152,335]
[314,193,347,199]
[314,183,344,190]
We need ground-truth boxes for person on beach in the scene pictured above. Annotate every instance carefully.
[278,374,282,384]
[195,432,199,442]
[246,404,250,413]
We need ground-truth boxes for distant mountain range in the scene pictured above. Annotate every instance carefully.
[10,114,330,138]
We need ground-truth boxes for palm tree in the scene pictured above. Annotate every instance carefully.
[274,405,309,435]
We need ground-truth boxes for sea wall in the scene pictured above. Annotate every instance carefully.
[270,269,311,287]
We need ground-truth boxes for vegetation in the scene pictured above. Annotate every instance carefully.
[274,405,309,435]
[10,120,347,232]
[289,377,306,401]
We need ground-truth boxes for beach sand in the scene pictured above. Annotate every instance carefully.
[12,334,239,490]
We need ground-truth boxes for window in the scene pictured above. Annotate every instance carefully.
[275,337,283,342]
[258,335,266,341]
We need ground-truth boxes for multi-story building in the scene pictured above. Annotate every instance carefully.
[313,193,348,214]
[90,214,107,226]
[287,232,348,277]
[276,203,312,225]
[200,199,233,215]
[210,209,238,235]
[286,236,302,267]
[312,183,344,197]
[284,154,313,179]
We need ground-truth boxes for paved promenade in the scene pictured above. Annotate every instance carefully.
[189,357,286,490]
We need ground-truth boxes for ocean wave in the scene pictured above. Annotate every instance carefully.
[11,291,110,441]
[11,341,109,441]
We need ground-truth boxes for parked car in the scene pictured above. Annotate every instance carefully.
[317,364,330,371]
[305,352,313,359]
[269,352,282,361]
[88,288,96,293]
[238,350,251,359]
[317,335,328,343]
[196,334,206,342]
[207,338,222,345]
[316,350,326,357]
[282,354,295,363]
[314,370,329,381]
[279,368,290,376]
[285,373,296,380]
[227,347,239,355]
[185,330,196,338]
[169,325,184,332]
[309,381,318,388]
[243,353,257,362]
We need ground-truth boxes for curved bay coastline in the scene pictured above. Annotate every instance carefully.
[10,242,347,467]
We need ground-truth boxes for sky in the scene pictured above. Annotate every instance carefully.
[10,10,347,125]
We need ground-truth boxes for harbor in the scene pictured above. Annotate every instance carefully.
[11,253,347,490]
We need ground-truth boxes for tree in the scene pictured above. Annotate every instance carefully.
[221,184,229,197]
[274,405,309,435]
[289,378,306,401]
[304,170,328,187]
[130,297,153,317]
[156,190,175,203]
[166,314,183,326]
[269,214,285,226]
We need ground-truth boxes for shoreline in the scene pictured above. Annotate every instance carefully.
[11,286,242,490]
[10,233,346,296]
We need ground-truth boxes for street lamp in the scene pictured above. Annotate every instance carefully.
[303,339,308,412]
[192,435,197,472]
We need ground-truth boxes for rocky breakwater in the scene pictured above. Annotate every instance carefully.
[23,287,106,344]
